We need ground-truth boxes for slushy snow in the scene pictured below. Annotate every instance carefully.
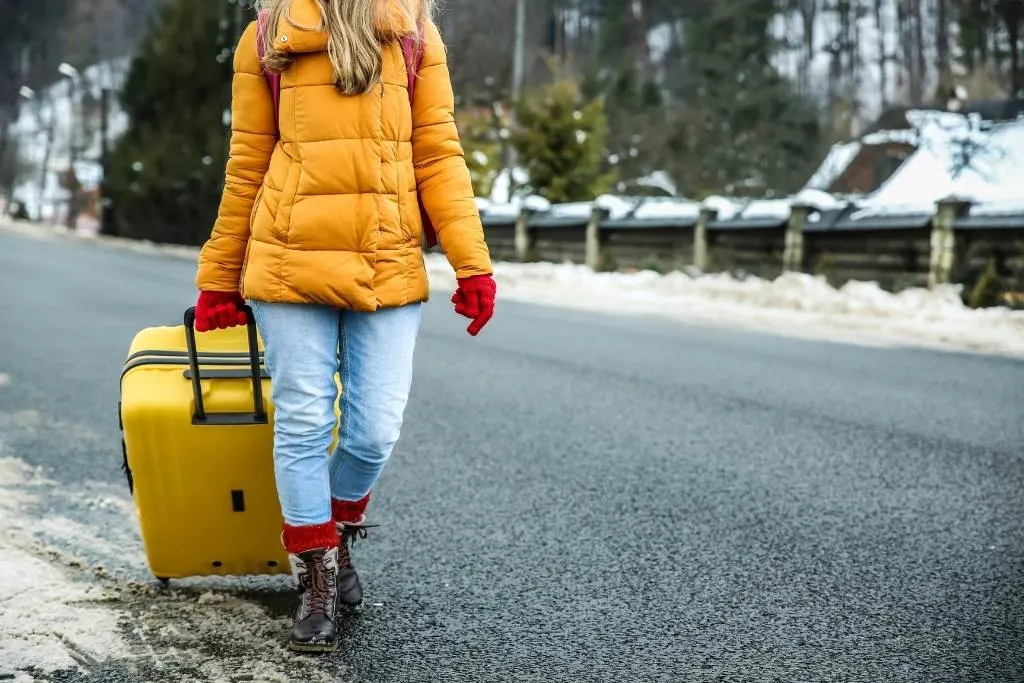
[426,254,1024,357]
[0,411,345,681]
[0,457,129,678]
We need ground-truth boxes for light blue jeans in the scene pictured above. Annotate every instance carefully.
[250,300,423,526]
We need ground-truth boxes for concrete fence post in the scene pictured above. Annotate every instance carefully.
[515,206,537,262]
[694,207,718,272]
[784,203,813,273]
[585,205,610,270]
[929,197,971,287]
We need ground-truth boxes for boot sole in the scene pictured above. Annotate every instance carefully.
[288,639,339,654]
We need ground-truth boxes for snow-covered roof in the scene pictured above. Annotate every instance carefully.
[850,112,1024,218]
[970,198,1024,217]
[804,141,862,191]
[861,129,919,145]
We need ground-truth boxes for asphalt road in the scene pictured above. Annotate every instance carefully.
[1,228,1022,682]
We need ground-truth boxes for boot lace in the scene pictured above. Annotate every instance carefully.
[300,555,336,616]
[337,523,377,569]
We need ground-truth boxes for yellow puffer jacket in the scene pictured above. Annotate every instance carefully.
[195,0,492,310]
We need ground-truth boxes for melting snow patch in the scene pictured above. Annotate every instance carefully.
[425,255,1024,356]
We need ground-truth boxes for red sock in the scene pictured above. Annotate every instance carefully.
[282,521,338,555]
[331,493,371,525]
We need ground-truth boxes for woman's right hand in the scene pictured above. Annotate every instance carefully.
[194,291,248,332]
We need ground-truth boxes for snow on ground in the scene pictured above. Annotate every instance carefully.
[3,217,1021,357]
[0,366,343,681]
[426,254,1024,357]
[0,457,129,678]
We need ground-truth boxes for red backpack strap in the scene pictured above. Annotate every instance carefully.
[401,24,437,249]
[255,9,281,132]
[400,24,426,104]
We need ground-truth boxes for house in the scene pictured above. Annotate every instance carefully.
[805,98,1024,196]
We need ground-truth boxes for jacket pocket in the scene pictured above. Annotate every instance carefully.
[239,237,253,296]
[274,160,301,242]
[249,186,265,230]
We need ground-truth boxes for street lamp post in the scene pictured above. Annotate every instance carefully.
[58,62,81,229]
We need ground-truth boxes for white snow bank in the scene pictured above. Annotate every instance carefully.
[3,218,1020,357]
[426,255,1024,357]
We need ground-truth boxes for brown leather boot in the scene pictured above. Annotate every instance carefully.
[332,495,375,612]
[288,546,341,652]
[336,521,373,611]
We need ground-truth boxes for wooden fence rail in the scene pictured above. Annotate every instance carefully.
[472,198,1024,292]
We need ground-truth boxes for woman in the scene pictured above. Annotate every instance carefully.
[192,0,496,653]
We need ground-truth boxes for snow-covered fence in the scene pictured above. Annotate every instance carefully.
[475,193,1024,292]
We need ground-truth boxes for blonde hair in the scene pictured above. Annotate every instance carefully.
[258,0,433,95]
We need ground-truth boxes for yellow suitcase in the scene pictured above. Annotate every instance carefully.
[118,306,336,582]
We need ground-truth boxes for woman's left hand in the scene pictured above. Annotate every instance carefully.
[451,275,496,336]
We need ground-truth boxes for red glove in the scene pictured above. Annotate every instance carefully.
[451,275,496,336]
[194,291,247,332]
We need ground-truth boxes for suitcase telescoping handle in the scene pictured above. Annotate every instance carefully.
[183,305,269,426]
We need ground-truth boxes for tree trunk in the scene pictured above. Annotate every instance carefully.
[936,0,951,78]
[799,0,818,96]
[914,0,927,104]
[876,0,888,109]
[997,0,1023,96]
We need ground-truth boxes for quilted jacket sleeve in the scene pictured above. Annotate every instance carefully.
[195,22,277,293]
[411,21,493,279]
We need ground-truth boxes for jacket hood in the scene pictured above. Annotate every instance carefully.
[273,0,419,54]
